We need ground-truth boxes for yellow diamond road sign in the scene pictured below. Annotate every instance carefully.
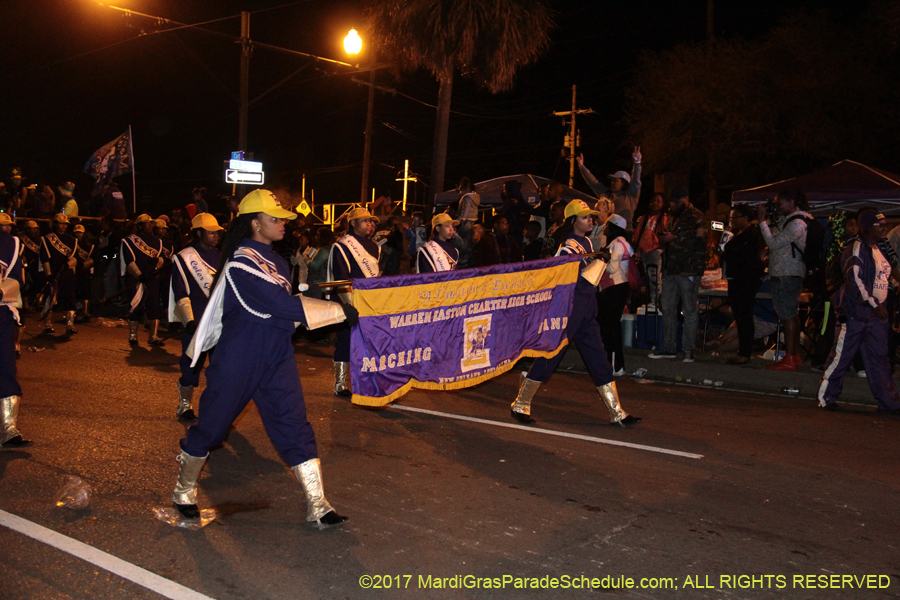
[297,200,311,216]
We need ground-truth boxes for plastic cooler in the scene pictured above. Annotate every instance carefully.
[635,306,682,351]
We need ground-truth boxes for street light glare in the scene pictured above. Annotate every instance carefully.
[344,29,362,55]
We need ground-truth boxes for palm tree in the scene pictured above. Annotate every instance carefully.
[367,0,554,213]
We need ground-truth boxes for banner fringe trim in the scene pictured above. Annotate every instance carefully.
[350,339,569,407]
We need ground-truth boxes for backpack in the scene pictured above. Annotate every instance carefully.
[785,214,825,275]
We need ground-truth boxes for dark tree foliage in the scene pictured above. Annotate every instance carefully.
[366,0,555,207]
[625,4,900,197]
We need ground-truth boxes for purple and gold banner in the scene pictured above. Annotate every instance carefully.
[349,255,580,406]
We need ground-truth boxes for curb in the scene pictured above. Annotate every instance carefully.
[555,346,883,406]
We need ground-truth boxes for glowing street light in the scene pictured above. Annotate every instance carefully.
[344,29,362,55]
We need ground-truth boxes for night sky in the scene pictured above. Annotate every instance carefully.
[0,0,869,215]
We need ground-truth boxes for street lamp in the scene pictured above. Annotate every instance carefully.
[344,29,362,56]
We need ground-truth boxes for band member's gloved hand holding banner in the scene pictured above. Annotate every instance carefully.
[349,255,580,406]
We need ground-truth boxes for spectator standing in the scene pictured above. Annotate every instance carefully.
[191,187,209,215]
[720,205,765,365]
[874,224,900,371]
[0,183,10,213]
[405,212,427,259]
[32,184,55,219]
[102,182,127,219]
[529,183,551,238]
[522,221,543,262]
[633,192,667,304]
[493,215,522,263]
[501,180,527,242]
[307,228,333,285]
[597,214,634,375]
[8,168,24,209]
[291,229,314,290]
[756,189,811,371]
[887,219,900,265]
[542,201,566,258]
[649,186,708,361]
[577,147,642,230]
[383,217,405,276]
[818,210,900,414]
[472,223,501,267]
[57,182,79,217]
[454,177,480,269]
[588,197,614,252]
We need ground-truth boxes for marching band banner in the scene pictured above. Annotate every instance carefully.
[350,255,581,406]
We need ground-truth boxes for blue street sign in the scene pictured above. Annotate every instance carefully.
[231,151,244,160]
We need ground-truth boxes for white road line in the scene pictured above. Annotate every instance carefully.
[391,405,704,459]
[0,509,215,600]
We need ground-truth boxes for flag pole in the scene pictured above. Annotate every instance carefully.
[128,125,136,214]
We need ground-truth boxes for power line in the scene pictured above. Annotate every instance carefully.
[249,0,318,15]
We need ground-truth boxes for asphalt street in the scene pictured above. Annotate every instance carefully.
[1,316,898,600]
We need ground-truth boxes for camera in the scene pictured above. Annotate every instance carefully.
[765,199,777,217]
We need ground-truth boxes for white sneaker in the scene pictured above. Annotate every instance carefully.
[612,368,626,377]
[856,370,867,378]
[648,351,677,359]
[682,352,695,363]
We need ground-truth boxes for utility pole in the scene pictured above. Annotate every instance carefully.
[350,70,397,205]
[553,85,594,187]
[238,11,251,152]
[360,66,376,205]
[395,159,418,213]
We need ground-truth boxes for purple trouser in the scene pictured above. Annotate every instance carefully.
[817,315,900,411]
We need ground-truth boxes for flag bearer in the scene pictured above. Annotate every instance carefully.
[171,190,354,528]
[510,200,642,427]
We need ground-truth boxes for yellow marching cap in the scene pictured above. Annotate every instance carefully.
[73,224,85,233]
[0,213,13,225]
[135,214,153,224]
[238,189,297,220]
[431,213,459,228]
[564,199,599,220]
[191,213,224,232]
[52,213,70,224]
[347,207,379,223]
